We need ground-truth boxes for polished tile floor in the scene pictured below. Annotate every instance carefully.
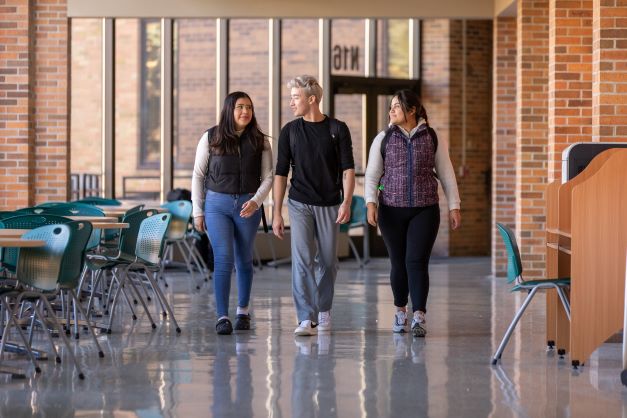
[0,257,625,417]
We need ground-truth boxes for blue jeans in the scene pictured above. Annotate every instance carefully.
[204,190,261,318]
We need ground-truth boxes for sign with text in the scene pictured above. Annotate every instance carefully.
[332,45,360,71]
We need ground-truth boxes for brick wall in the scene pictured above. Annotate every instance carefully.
[422,19,452,256]
[548,0,592,181]
[0,0,68,210]
[0,0,32,209]
[422,19,493,257]
[32,0,69,204]
[592,0,627,141]
[492,17,517,276]
[449,20,493,256]
[516,0,550,279]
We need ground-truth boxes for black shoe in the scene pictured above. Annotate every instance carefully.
[234,314,251,331]
[216,318,233,335]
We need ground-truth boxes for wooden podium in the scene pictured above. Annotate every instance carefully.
[545,149,627,367]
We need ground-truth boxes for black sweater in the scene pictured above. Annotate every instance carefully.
[275,117,355,206]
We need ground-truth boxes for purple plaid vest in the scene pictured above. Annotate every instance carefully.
[379,125,438,208]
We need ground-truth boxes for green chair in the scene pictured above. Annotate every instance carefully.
[125,212,180,333]
[85,209,160,333]
[160,200,205,289]
[56,221,105,358]
[0,214,73,273]
[491,223,571,365]
[38,204,105,250]
[339,195,370,267]
[0,224,86,379]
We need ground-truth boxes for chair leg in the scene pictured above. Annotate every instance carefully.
[492,287,540,364]
[175,240,202,289]
[69,289,105,358]
[556,287,571,321]
[0,296,41,374]
[184,239,210,281]
[39,297,85,380]
[123,268,157,330]
[147,271,181,333]
[347,236,363,267]
[33,300,61,364]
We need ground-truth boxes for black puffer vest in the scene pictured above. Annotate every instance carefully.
[204,127,262,194]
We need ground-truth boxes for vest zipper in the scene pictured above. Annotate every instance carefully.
[407,137,414,207]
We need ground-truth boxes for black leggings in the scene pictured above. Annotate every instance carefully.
[378,203,440,313]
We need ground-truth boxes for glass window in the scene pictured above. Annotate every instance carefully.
[173,19,216,191]
[330,19,365,76]
[70,19,102,200]
[334,94,364,176]
[229,20,269,134]
[281,19,318,128]
[377,19,410,78]
[115,19,161,201]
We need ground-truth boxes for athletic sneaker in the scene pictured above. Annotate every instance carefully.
[392,310,408,333]
[318,311,331,332]
[411,312,427,337]
[294,320,318,336]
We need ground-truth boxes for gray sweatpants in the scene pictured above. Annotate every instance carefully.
[288,199,340,323]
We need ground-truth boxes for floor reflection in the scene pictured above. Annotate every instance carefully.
[0,258,624,418]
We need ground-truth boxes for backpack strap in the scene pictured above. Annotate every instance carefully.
[328,118,342,190]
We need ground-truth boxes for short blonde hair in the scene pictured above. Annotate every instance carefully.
[287,75,323,103]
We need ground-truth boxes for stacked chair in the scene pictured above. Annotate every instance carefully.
[0,222,102,380]
[85,210,181,334]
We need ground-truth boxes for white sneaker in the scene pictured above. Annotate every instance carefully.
[392,310,408,333]
[411,312,427,337]
[294,320,318,336]
[317,311,331,332]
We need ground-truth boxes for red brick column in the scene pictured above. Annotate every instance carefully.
[517,0,550,279]
[33,0,69,204]
[422,19,452,256]
[548,0,593,181]
[492,17,517,277]
[592,0,627,141]
[0,0,34,209]
[449,20,493,256]
[0,0,68,210]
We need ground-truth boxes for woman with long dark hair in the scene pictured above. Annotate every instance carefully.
[364,89,461,337]
[192,91,273,335]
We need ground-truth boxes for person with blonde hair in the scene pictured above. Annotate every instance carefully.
[273,75,355,336]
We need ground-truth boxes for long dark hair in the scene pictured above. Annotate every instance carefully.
[210,91,266,155]
[391,89,429,127]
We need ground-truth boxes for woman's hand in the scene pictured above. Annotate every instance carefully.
[240,200,259,218]
[194,215,206,233]
[449,209,461,230]
[367,202,378,227]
